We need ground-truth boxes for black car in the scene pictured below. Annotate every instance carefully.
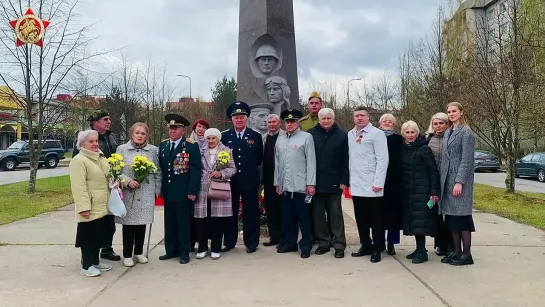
[515,152,545,182]
[0,140,65,171]
[474,150,500,172]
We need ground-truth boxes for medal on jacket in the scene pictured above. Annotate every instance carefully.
[173,142,189,174]
[356,135,363,144]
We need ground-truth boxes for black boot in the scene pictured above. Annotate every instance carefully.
[441,252,461,264]
[370,251,381,263]
[387,243,396,255]
[412,249,428,264]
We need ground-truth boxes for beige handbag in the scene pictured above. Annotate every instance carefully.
[208,180,231,200]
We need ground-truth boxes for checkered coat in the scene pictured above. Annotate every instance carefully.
[194,144,236,218]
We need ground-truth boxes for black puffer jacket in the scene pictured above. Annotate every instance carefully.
[401,137,440,236]
[307,123,349,194]
[383,133,404,231]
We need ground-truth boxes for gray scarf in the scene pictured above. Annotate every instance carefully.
[381,128,394,137]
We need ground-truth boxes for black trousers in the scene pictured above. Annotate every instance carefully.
[224,182,260,249]
[434,215,453,250]
[122,225,146,258]
[352,196,385,252]
[101,214,116,252]
[195,199,226,253]
[164,200,191,260]
[263,183,282,243]
[76,215,107,269]
[313,193,346,250]
[282,192,311,254]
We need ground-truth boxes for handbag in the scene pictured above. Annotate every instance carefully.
[107,187,127,217]
[208,180,231,200]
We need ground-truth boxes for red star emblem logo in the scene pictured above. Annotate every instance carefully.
[8,8,50,47]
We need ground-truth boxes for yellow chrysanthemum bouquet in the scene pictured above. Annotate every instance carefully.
[131,155,158,184]
[215,150,231,171]
[107,153,125,182]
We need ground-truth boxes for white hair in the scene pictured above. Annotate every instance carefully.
[401,120,420,135]
[318,108,335,119]
[76,130,98,150]
[266,114,280,121]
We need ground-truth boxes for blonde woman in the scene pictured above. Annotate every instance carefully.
[378,113,404,255]
[424,113,452,257]
[115,123,161,267]
[400,121,440,264]
[439,102,476,266]
[70,130,115,277]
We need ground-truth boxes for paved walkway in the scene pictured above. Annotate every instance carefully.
[0,198,544,307]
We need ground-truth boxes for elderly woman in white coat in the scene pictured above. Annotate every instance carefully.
[348,107,389,263]
[439,102,476,266]
[194,128,236,260]
[115,123,161,267]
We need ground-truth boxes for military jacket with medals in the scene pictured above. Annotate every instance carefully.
[158,137,202,202]
[221,127,263,188]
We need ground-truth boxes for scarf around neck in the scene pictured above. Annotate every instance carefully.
[130,140,147,149]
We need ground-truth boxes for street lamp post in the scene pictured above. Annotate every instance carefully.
[176,74,192,99]
[347,77,363,108]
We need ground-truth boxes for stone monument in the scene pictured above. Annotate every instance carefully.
[237,0,299,130]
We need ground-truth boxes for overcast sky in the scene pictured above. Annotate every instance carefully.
[78,0,449,101]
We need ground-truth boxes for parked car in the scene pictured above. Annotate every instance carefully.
[515,152,545,182]
[474,150,500,172]
[0,140,65,171]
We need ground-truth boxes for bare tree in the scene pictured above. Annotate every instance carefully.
[0,0,110,192]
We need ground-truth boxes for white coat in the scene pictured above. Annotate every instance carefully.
[348,123,389,197]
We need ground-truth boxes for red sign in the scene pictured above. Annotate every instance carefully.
[0,113,14,119]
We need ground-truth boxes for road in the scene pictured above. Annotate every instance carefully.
[474,172,544,193]
[0,166,69,185]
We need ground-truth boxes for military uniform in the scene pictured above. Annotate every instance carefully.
[158,114,202,264]
[298,114,319,132]
[221,102,264,253]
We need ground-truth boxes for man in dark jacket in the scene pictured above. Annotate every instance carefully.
[307,108,349,258]
[73,110,121,261]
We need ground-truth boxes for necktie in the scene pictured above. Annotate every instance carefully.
[238,133,243,140]
[170,142,175,153]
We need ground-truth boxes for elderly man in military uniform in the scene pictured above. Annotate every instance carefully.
[73,110,121,261]
[221,101,264,254]
[274,109,316,259]
[158,114,202,264]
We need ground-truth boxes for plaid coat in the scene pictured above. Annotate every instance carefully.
[194,144,236,218]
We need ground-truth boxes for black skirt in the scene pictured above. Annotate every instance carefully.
[445,215,476,232]
[75,215,108,248]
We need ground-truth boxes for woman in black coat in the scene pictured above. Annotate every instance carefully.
[400,121,440,264]
[378,114,404,255]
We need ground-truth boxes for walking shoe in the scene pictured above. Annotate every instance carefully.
[196,251,208,259]
[370,251,381,263]
[93,263,112,271]
[450,254,474,266]
[81,266,101,277]
[211,252,221,260]
[314,247,330,255]
[123,258,135,267]
[441,252,460,264]
[387,244,396,256]
[351,246,372,257]
[334,249,345,259]
[412,250,428,264]
[406,249,418,259]
[100,249,121,261]
[134,255,149,264]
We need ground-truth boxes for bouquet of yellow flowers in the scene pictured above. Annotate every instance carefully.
[131,155,158,183]
[215,150,231,171]
[107,153,125,182]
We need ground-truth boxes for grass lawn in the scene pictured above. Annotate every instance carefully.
[474,184,545,230]
[0,176,73,225]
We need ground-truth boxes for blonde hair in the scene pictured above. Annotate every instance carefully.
[379,113,397,126]
[447,102,469,126]
[401,120,420,135]
[129,122,150,142]
[426,112,449,135]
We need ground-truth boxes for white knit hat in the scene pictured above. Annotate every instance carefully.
[204,128,222,140]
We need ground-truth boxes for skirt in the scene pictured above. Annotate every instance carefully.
[75,215,108,248]
[445,215,476,232]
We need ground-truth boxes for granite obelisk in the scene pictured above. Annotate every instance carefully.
[237,0,299,134]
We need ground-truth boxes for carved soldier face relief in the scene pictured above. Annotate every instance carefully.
[249,108,270,133]
[257,56,277,75]
[267,84,283,103]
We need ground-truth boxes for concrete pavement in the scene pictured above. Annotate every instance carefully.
[474,172,544,193]
[0,199,544,307]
